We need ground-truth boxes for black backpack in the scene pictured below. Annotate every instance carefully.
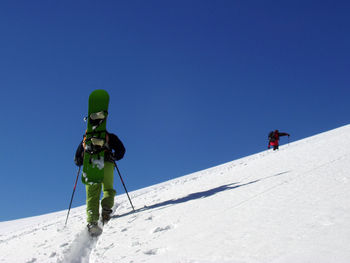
[268,131,275,142]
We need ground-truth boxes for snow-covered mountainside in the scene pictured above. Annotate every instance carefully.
[1,125,350,263]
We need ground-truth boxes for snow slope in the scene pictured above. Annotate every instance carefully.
[1,125,350,263]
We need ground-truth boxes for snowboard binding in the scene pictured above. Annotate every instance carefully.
[82,90,110,185]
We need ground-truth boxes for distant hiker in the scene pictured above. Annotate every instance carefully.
[268,130,290,150]
[74,131,125,234]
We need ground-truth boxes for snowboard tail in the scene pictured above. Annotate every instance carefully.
[82,90,110,185]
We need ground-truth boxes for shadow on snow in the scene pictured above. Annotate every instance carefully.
[114,170,290,219]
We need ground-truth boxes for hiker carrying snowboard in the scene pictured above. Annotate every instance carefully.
[74,131,125,233]
[268,130,290,150]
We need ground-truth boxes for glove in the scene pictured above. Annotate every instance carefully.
[110,151,118,161]
[74,155,83,166]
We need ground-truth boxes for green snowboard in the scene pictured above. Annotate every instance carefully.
[82,90,110,185]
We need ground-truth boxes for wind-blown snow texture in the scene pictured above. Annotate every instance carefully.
[1,125,350,263]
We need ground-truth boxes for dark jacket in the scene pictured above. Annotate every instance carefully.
[269,131,289,143]
[74,132,125,166]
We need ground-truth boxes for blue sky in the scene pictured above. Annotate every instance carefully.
[0,1,349,221]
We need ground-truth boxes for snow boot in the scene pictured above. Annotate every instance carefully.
[102,207,113,224]
[87,222,103,236]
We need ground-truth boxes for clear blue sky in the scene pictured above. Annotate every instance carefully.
[0,1,349,221]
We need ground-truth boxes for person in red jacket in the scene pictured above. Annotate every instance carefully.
[268,130,290,150]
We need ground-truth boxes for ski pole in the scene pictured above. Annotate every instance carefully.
[113,161,135,212]
[65,166,81,226]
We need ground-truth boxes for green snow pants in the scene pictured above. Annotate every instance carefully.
[86,162,116,223]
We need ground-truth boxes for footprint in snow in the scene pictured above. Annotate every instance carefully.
[143,248,166,255]
[152,225,172,233]
[60,243,69,248]
[145,215,153,221]
[143,248,158,255]
[37,240,48,247]
[102,243,115,250]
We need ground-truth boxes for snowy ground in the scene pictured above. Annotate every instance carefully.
[1,125,350,263]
